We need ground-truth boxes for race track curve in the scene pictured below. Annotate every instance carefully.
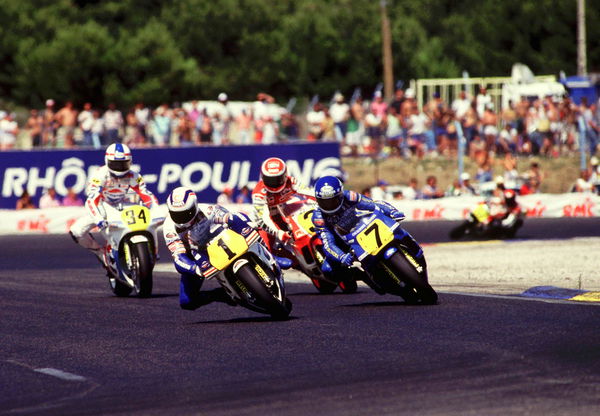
[1,218,600,415]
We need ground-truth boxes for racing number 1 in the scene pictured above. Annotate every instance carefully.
[217,238,237,260]
[364,222,382,247]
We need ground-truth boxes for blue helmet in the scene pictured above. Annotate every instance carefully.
[314,176,344,213]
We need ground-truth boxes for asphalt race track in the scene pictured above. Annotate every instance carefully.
[2,218,600,415]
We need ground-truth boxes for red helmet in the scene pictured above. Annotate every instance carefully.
[261,157,288,193]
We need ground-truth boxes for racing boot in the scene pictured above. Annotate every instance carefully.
[274,256,293,270]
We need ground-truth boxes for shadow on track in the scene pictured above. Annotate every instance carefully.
[189,316,300,325]
[288,290,365,297]
[338,300,413,308]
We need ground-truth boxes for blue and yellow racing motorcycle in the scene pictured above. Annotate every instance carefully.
[338,208,437,305]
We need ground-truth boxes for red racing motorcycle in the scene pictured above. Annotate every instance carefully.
[277,196,358,294]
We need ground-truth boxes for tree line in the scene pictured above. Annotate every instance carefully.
[1,0,597,109]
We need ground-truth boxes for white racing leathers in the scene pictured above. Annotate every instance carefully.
[163,205,230,259]
[70,166,158,253]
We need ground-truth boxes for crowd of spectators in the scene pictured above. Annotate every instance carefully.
[1,93,301,150]
[15,187,83,210]
[6,85,600,207]
[2,86,599,159]
[323,86,600,160]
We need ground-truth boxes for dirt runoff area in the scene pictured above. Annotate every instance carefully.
[425,237,600,295]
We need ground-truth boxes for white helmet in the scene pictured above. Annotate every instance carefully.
[105,143,132,177]
[167,187,203,229]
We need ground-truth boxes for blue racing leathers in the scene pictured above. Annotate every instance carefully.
[312,190,404,271]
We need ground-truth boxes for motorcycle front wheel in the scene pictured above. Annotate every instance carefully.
[130,242,153,298]
[236,263,292,319]
[382,252,438,305]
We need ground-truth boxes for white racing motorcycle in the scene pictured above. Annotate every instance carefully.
[99,202,166,297]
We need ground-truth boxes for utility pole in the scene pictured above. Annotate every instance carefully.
[380,0,394,101]
[577,0,587,76]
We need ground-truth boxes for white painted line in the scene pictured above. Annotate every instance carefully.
[34,368,87,382]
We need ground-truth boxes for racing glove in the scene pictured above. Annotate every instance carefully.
[96,220,108,229]
[278,229,292,243]
[339,253,354,267]
[174,253,203,277]
[390,210,405,222]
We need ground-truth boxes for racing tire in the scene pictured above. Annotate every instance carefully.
[131,242,153,298]
[387,252,437,305]
[109,274,133,297]
[311,277,337,294]
[338,278,358,294]
[236,263,291,320]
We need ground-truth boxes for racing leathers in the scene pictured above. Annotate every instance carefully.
[252,176,314,244]
[70,165,158,258]
[163,205,245,310]
[312,190,405,272]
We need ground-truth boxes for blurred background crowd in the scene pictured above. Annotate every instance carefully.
[3,85,599,160]
[6,82,600,210]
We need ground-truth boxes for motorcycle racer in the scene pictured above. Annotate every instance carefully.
[70,143,158,267]
[251,157,314,248]
[487,188,523,230]
[164,186,243,310]
[164,186,292,310]
[311,175,405,272]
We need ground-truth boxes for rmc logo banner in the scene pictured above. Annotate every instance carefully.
[0,143,341,208]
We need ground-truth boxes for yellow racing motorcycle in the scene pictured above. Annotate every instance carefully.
[195,216,292,319]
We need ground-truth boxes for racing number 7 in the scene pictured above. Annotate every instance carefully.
[364,222,382,247]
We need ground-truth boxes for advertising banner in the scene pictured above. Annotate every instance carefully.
[0,193,598,235]
[0,143,341,209]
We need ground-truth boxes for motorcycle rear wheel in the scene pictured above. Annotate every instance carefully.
[236,263,292,319]
[449,220,470,240]
[109,274,133,297]
[338,278,358,294]
[311,277,337,294]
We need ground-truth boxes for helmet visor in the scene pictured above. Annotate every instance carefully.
[317,194,343,213]
[263,174,286,191]
[108,159,131,173]
[170,206,197,226]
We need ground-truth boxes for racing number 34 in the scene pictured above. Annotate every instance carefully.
[124,208,147,225]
